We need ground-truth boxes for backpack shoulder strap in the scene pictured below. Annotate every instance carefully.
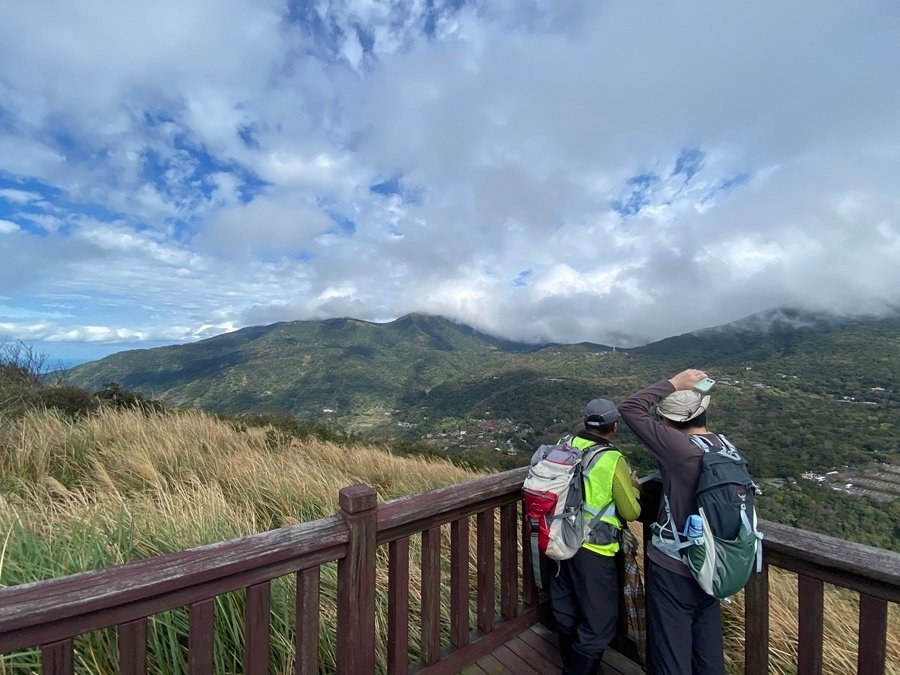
[581,441,614,473]
[712,433,746,461]
[581,443,621,528]
[689,434,715,452]
[715,433,737,451]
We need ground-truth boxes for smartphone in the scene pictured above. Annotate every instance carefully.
[693,377,716,393]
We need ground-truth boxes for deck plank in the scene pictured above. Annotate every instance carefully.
[530,621,558,647]
[457,622,641,675]
[504,635,560,673]
[491,644,544,674]
[458,664,487,675]
[517,625,563,668]
[472,653,508,675]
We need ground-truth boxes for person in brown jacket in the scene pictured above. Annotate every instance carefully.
[618,369,726,675]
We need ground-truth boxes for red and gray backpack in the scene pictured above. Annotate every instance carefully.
[522,437,611,588]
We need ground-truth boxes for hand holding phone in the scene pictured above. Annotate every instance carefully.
[669,369,707,391]
[693,377,716,394]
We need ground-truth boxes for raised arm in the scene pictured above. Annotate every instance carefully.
[618,370,707,469]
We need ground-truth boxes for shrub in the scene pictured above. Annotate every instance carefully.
[94,382,166,413]
[31,385,100,417]
[0,343,46,418]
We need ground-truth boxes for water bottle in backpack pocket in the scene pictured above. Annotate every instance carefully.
[652,433,764,600]
[684,514,703,540]
[684,434,764,599]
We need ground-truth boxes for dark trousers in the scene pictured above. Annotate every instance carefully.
[549,548,618,659]
[646,560,725,675]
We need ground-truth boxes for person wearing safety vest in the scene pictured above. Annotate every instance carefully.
[551,398,641,675]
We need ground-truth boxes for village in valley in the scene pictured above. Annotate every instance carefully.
[799,462,900,503]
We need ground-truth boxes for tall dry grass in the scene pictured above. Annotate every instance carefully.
[723,567,900,674]
[0,407,480,673]
[1,406,897,673]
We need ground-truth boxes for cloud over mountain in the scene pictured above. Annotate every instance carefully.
[1,1,898,362]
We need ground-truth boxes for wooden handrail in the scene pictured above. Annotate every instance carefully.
[376,467,527,545]
[760,519,900,602]
[1,467,897,674]
[0,516,348,653]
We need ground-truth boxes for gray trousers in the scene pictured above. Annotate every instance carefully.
[646,560,726,675]
[549,548,618,659]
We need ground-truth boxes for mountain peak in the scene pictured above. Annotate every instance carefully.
[694,307,845,336]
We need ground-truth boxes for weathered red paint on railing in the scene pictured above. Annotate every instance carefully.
[375,469,528,545]
[0,516,349,654]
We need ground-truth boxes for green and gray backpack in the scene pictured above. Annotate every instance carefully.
[652,433,764,599]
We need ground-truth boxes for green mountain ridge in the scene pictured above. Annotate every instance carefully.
[63,308,899,479]
[64,314,574,421]
[57,308,900,553]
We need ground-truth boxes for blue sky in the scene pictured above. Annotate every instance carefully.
[1,1,899,365]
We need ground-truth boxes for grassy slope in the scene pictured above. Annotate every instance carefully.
[0,406,480,674]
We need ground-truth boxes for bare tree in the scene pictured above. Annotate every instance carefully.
[0,340,50,413]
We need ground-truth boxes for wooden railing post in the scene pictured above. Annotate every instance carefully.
[118,617,148,675]
[476,509,496,634]
[797,574,824,675]
[189,599,215,675]
[296,567,321,675]
[388,537,411,675]
[499,502,518,620]
[450,517,471,648]
[40,639,73,675]
[337,484,377,675]
[743,562,769,675]
[857,593,888,675]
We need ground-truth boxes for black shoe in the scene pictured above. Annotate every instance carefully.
[558,631,576,674]
[567,648,603,675]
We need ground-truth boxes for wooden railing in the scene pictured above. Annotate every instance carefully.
[744,521,899,675]
[1,469,898,674]
[0,468,546,674]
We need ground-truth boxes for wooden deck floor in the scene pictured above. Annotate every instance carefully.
[458,623,644,675]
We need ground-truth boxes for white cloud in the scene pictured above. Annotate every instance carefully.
[0,0,898,363]
[0,189,42,205]
[195,192,334,258]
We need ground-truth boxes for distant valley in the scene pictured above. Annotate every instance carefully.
[63,308,900,483]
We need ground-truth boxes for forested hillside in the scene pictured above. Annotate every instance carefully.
[61,309,899,473]
[58,308,900,551]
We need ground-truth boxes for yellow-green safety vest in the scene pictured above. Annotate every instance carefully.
[570,435,623,556]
